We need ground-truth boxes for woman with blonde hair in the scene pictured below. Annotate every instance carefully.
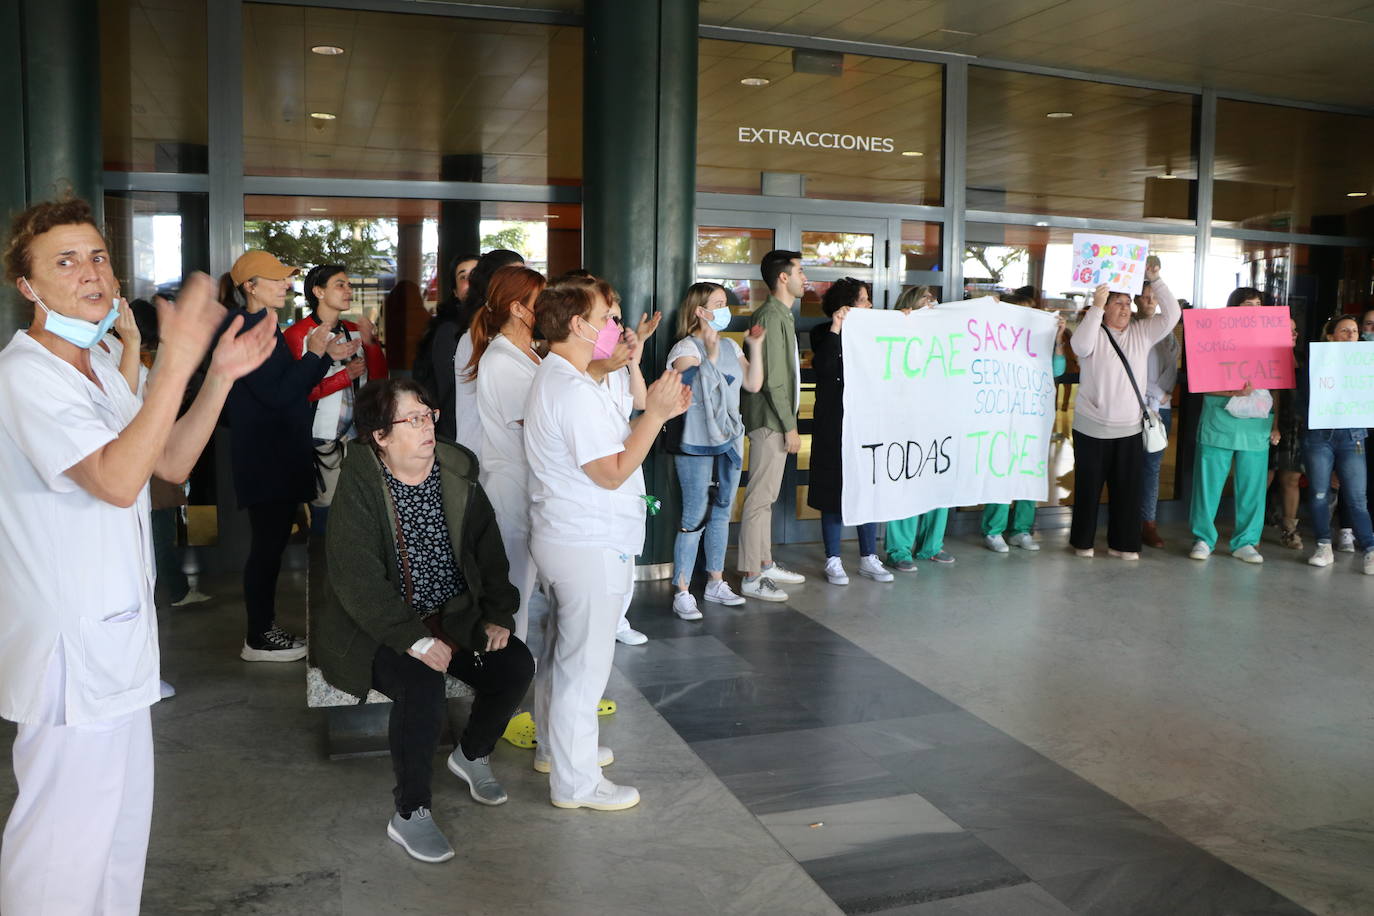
[667,282,765,618]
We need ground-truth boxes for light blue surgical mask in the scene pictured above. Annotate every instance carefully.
[23,277,119,349]
[1362,331,1374,342]
[707,305,732,332]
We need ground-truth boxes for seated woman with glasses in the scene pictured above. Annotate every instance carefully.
[314,378,534,864]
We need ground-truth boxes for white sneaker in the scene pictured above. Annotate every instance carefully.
[1007,532,1040,551]
[1364,549,1374,576]
[983,534,1009,553]
[1232,544,1264,564]
[615,625,648,646]
[672,591,703,620]
[535,745,613,774]
[171,588,212,607]
[1338,528,1356,552]
[551,778,640,811]
[703,579,745,606]
[1189,540,1212,560]
[741,576,788,602]
[857,555,894,582]
[1309,542,1334,567]
[824,557,849,586]
[760,563,805,585]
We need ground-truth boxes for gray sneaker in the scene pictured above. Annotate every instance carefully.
[890,558,918,573]
[447,751,509,806]
[387,807,454,863]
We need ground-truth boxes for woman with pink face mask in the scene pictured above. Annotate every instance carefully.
[523,276,689,813]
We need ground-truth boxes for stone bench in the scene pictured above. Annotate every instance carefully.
[306,539,472,758]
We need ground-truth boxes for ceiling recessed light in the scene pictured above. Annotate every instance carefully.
[309,207,328,212]
[1347,191,1368,198]
[901,150,924,157]
[1045,111,1073,119]
[740,77,770,87]
[309,111,337,121]
[1034,221,1050,227]
[311,45,345,56]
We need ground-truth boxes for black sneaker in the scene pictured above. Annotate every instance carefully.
[241,625,307,663]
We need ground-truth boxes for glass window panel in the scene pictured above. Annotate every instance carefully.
[243,197,580,368]
[1206,238,1374,340]
[101,0,209,172]
[966,223,1196,507]
[902,220,941,272]
[697,225,775,265]
[242,5,582,183]
[1214,100,1374,235]
[966,68,1197,223]
[801,231,873,268]
[698,39,942,204]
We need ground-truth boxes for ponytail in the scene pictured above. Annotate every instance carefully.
[463,265,546,382]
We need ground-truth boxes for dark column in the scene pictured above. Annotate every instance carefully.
[583,0,698,571]
[1,0,103,340]
[437,154,483,304]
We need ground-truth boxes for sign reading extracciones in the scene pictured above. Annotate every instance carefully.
[737,127,896,153]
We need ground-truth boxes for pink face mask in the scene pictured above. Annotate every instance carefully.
[580,315,623,360]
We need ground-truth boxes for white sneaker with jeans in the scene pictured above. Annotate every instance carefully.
[857,555,893,582]
[1338,528,1356,552]
[824,557,849,585]
[704,579,745,606]
[1309,542,1334,567]
[673,591,703,620]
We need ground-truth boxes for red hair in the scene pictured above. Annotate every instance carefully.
[464,266,547,381]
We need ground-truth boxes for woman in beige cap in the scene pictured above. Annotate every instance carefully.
[219,251,358,661]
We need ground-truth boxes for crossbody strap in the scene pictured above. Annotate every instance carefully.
[383,482,414,607]
[1100,326,1149,420]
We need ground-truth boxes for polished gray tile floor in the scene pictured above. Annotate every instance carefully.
[1,519,1368,914]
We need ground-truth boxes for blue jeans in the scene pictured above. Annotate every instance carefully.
[1304,428,1373,549]
[821,513,877,559]
[672,453,742,587]
[1140,407,1171,523]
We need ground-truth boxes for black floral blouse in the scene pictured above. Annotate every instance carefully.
[382,458,467,615]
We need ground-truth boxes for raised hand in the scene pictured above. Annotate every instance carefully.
[1092,284,1110,309]
[830,305,851,334]
[355,313,377,345]
[306,321,334,356]
[209,308,277,381]
[114,296,140,348]
[636,310,662,343]
[745,323,766,348]
[154,273,226,373]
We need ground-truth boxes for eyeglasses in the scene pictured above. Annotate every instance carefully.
[391,410,439,430]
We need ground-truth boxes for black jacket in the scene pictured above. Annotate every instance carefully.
[806,323,845,514]
[220,308,331,508]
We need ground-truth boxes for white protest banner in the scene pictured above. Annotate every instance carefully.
[840,298,1058,526]
[1069,233,1150,295]
[1308,341,1374,429]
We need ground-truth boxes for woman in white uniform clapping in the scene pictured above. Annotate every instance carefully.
[523,275,689,811]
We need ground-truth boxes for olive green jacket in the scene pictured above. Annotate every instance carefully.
[313,441,518,699]
[739,296,800,434]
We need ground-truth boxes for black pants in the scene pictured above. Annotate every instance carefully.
[1071,430,1144,552]
[371,637,535,816]
[243,500,298,641]
[152,507,189,604]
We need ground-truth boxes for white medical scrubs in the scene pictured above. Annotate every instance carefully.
[0,331,160,915]
[475,333,541,641]
[524,353,645,802]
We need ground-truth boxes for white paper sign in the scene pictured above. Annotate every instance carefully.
[1308,341,1374,429]
[840,299,1058,525]
[1069,233,1150,295]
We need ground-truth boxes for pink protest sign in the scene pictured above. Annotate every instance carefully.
[1070,233,1149,295]
[1183,307,1295,392]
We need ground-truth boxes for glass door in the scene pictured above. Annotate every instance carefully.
[693,210,891,546]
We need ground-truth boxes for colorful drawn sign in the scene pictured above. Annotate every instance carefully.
[1308,342,1374,429]
[840,298,1058,525]
[1070,233,1150,296]
[1182,306,1295,392]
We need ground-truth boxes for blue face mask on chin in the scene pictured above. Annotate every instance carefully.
[23,278,119,349]
[1362,332,1374,343]
[707,305,732,332]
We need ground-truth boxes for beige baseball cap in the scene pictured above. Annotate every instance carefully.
[230,250,300,285]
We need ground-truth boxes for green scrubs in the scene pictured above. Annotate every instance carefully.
[1189,395,1271,551]
[981,500,1036,538]
[886,508,949,563]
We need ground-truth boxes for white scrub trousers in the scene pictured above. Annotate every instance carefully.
[1,651,154,915]
[531,540,633,801]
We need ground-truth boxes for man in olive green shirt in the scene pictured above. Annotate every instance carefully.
[737,250,808,601]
